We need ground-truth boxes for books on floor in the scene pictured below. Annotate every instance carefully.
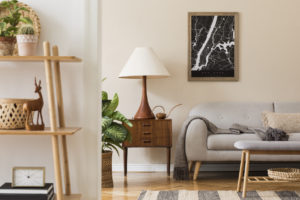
[0,183,54,200]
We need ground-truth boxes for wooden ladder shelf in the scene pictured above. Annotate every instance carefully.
[0,41,82,200]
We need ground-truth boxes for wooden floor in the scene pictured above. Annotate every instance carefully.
[101,171,300,200]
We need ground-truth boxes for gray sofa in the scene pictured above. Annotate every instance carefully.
[186,102,300,180]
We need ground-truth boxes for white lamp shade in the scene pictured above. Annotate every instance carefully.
[119,47,170,79]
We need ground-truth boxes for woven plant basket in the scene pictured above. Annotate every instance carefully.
[0,99,33,129]
[268,168,300,181]
[102,151,113,188]
[0,2,41,56]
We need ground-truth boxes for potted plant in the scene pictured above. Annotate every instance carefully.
[17,24,37,56]
[102,90,132,188]
[0,0,32,56]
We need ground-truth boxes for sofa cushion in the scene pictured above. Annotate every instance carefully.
[207,134,262,150]
[234,140,300,150]
[189,102,273,129]
[274,102,300,113]
[208,132,300,150]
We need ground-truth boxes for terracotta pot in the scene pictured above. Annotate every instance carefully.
[16,35,38,56]
[0,37,16,56]
[102,151,113,188]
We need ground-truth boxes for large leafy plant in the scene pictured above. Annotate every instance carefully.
[102,90,132,155]
[0,0,32,37]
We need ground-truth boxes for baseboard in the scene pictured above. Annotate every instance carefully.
[113,163,300,172]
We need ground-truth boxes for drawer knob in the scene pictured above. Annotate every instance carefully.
[143,140,151,143]
[143,124,152,127]
[143,132,151,135]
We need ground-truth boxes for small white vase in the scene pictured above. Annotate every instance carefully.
[16,35,38,56]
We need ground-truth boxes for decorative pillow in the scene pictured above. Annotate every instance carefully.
[262,111,300,133]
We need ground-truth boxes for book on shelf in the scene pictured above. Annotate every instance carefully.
[0,183,54,200]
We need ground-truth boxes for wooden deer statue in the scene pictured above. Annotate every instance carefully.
[23,78,45,131]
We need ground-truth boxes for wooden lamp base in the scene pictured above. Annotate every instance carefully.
[134,76,155,119]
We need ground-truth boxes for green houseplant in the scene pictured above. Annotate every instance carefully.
[0,0,32,56]
[102,90,132,188]
[17,24,37,56]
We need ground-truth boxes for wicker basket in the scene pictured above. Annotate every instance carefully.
[102,151,113,188]
[0,99,32,130]
[0,2,41,56]
[268,168,300,181]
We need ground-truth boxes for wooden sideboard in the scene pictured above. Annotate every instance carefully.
[123,119,172,176]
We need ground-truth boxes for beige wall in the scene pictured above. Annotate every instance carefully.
[102,0,300,166]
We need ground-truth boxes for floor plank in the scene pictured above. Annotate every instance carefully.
[101,172,300,200]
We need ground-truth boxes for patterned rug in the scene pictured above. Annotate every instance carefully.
[138,190,300,200]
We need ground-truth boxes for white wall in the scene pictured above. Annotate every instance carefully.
[0,0,99,199]
[102,0,300,167]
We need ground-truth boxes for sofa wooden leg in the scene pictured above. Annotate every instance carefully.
[237,151,245,192]
[188,161,194,173]
[193,161,201,181]
[242,151,250,198]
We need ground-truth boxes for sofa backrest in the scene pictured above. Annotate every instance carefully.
[274,102,300,113]
[189,102,274,129]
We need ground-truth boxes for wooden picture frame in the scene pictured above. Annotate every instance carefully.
[188,12,239,81]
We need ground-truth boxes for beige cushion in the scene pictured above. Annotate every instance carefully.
[207,134,261,150]
[262,112,300,133]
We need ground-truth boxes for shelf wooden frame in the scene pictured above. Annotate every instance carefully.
[0,41,82,200]
[0,56,81,62]
[0,127,81,135]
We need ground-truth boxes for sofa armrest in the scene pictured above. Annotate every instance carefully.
[185,119,208,161]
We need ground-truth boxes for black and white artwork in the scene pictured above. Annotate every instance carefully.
[188,12,238,81]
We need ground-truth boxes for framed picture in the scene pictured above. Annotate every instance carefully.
[188,12,239,81]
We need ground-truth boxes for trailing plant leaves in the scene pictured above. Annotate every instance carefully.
[102,116,112,132]
[112,111,133,127]
[105,122,128,143]
[102,93,119,117]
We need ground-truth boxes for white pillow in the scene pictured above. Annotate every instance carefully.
[262,111,300,133]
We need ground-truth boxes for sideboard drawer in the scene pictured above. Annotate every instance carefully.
[123,119,172,147]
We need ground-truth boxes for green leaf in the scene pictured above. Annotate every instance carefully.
[102,100,111,113]
[102,91,108,101]
[102,93,119,117]
[102,116,112,132]
[20,17,32,24]
[111,111,132,127]
[104,122,128,143]
[106,143,120,156]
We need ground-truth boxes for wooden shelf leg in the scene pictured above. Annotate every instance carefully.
[52,135,64,200]
[124,147,128,176]
[43,41,63,200]
[53,46,71,195]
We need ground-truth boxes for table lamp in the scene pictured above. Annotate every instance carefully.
[119,47,170,119]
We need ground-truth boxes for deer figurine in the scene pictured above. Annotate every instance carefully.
[23,78,45,131]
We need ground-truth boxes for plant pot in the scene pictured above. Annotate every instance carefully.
[102,151,113,188]
[16,35,38,56]
[0,37,16,56]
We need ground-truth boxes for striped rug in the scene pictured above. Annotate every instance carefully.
[138,190,300,200]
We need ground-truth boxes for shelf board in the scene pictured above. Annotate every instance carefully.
[0,127,81,135]
[55,194,82,200]
[0,56,82,62]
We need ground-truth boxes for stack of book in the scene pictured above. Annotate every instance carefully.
[0,183,54,200]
